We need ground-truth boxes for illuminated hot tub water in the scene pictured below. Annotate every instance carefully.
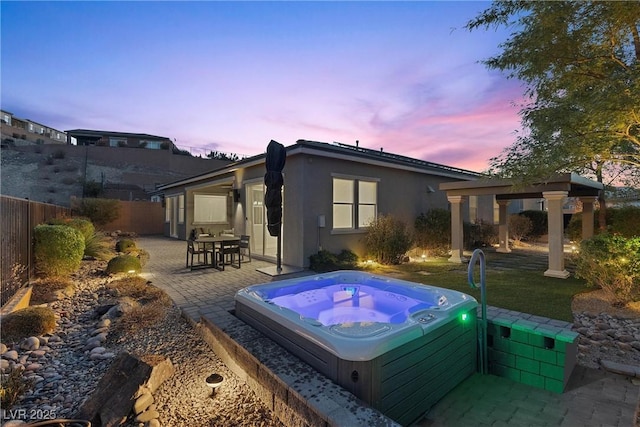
[235,271,478,426]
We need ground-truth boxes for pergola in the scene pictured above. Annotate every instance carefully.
[440,173,603,279]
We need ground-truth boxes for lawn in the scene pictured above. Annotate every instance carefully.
[363,250,590,322]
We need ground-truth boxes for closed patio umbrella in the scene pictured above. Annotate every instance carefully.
[264,140,286,271]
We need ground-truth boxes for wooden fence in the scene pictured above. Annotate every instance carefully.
[1,196,71,306]
[1,197,163,307]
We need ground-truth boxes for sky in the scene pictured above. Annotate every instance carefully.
[1,1,525,172]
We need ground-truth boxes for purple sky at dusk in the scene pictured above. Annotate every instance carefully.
[1,1,524,172]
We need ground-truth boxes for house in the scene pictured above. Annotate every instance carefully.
[1,110,70,145]
[155,139,496,269]
[65,129,176,151]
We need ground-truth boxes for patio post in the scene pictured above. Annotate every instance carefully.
[579,196,597,240]
[496,199,511,253]
[543,191,570,279]
[448,195,467,263]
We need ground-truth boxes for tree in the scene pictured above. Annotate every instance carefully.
[207,150,240,161]
[467,1,640,228]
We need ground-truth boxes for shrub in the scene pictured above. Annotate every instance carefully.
[309,249,359,272]
[0,306,57,343]
[610,206,640,238]
[575,233,640,306]
[71,197,120,227]
[34,224,84,277]
[106,254,142,274]
[48,217,95,241]
[30,277,74,304]
[519,210,548,238]
[509,214,533,244]
[414,209,450,256]
[116,238,136,253]
[84,232,113,261]
[364,215,412,264]
[337,249,358,267]
[309,250,339,272]
[1,368,34,409]
[464,220,498,249]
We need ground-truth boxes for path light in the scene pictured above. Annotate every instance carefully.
[205,373,224,397]
[421,254,426,262]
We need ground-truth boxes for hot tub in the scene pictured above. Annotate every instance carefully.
[235,270,478,426]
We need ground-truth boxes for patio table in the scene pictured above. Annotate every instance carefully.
[195,235,241,270]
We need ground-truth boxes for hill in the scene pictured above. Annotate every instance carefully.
[0,144,229,207]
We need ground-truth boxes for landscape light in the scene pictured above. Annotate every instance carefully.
[205,373,224,397]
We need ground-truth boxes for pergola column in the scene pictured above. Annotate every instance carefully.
[579,196,598,240]
[448,195,467,263]
[496,199,511,253]
[543,191,570,279]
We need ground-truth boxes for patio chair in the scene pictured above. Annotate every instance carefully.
[218,240,241,270]
[186,239,209,270]
[239,235,251,263]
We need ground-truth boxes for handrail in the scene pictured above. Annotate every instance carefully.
[468,249,488,375]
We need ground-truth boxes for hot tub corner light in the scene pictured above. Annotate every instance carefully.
[460,312,469,322]
[205,373,224,397]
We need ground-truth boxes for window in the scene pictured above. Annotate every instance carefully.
[143,140,162,149]
[165,197,172,222]
[109,137,127,147]
[332,177,377,230]
[178,195,185,223]
[194,194,227,223]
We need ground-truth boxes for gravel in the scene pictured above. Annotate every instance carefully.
[0,261,283,426]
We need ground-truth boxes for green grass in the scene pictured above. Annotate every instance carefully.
[363,251,590,322]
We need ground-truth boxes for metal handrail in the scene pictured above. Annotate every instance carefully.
[468,249,488,375]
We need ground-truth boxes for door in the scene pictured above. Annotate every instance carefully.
[246,183,278,259]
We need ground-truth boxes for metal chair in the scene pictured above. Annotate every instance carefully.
[186,239,209,270]
[239,235,251,263]
[218,240,241,270]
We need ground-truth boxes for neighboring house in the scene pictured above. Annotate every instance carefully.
[66,129,176,151]
[155,139,496,269]
[1,110,70,145]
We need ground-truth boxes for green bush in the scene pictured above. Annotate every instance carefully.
[610,206,640,237]
[115,238,136,253]
[34,224,85,277]
[414,209,450,256]
[84,232,113,261]
[309,249,359,272]
[509,214,533,243]
[337,249,358,267]
[464,220,497,249]
[364,215,412,265]
[0,306,57,343]
[48,217,95,241]
[1,368,34,409]
[519,210,548,238]
[106,254,142,274]
[575,233,640,306]
[309,250,339,272]
[71,198,120,227]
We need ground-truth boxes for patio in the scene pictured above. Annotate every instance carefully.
[137,235,639,426]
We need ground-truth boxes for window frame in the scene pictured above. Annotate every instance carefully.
[331,174,378,233]
[193,193,228,224]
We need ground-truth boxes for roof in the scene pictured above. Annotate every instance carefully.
[65,129,172,141]
[155,139,484,191]
[439,173,603,199]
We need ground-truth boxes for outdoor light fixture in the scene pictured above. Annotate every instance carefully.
[421,254,426,262]
[205,373,224,397]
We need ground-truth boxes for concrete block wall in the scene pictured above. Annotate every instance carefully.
[481,306,578,393]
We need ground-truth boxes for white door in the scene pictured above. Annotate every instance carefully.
[246,183,278,258]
